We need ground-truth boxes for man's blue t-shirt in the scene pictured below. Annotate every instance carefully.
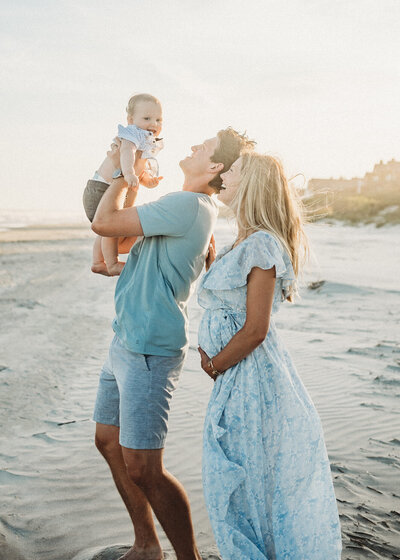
[112,191,218,356]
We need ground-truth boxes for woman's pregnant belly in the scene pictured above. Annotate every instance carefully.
[198,308,245,358]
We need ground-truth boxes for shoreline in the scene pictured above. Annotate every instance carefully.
[0,215,398,246]
[0,223,92,244]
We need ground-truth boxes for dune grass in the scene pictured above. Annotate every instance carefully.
[304,187,400,226]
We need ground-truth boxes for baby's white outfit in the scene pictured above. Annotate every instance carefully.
[91,125,164,184]
[117,124,164,159]
[83,125,164,221]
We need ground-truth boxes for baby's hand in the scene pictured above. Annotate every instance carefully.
[125,172,139,189]
[140,171,163,189]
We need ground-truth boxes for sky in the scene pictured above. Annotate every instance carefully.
[1,0,399,215]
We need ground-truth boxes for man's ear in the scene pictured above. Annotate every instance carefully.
[209,162,224,174]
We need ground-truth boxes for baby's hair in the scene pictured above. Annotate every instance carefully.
[126,93,161,116]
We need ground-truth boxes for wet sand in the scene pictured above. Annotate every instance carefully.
[0,221,399,559]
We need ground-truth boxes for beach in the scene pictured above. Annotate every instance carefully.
[0,219,399,560]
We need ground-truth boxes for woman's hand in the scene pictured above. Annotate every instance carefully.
[205,234,216,271]
[198,346,218,382]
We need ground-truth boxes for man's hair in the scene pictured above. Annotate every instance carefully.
[126,93,161,116]
[209,127,256,192]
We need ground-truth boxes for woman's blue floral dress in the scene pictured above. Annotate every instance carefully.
[198,231,342,560]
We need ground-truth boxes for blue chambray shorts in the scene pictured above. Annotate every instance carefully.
[93,335,185,449]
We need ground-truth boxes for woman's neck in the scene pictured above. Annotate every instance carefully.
[233,227,252,248]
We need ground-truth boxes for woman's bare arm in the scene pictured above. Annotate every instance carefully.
[199,266,276,379]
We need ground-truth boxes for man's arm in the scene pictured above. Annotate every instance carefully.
[91,177,144,237]
[93,142,197,239]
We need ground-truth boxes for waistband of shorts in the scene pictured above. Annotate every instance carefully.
[92,171,109,184]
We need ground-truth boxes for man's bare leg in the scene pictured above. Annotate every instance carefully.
[95,424,163,560]
[122,448,201,560]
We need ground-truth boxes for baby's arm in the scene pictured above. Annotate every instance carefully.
[120,139,139,188]
[134,152,146,178]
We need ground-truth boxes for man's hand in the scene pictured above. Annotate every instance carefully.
[140,170,163,189]
[107,139,121,168]
[205,234,216,271]
[198,346,218,382]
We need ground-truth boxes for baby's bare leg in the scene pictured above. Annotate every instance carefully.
[114,191,139,255]
[92,176,139,276]
[103,237,125,276]
[118,236,137,254]
[91,235,110,276]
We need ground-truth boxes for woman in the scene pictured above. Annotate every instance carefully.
[197,153,342,559]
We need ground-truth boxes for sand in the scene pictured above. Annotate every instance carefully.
[0,224,92,244]
[0,221,399,560]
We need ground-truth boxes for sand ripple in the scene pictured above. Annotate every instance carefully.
[1,223,400,559]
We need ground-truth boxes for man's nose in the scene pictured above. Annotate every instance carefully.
[191,145,198,152]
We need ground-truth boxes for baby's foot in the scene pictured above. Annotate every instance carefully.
[91,262,110,276]
[106,261,125,276]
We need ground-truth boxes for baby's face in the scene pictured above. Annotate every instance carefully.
[130,101,163,137]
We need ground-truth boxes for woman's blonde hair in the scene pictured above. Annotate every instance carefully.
[232,152,309,300]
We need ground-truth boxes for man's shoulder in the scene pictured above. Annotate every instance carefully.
[157,191,200,206]
[166,192,217,219]
[162,191,216,207]
[137,191,216,239]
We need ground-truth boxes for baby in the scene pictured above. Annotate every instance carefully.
[83,93,163,276]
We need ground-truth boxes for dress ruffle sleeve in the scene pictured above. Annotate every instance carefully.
[202,231,296,300]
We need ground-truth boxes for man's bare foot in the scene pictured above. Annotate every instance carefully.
[91,262,110,276]
[106,261,125,276]
[118,544,164,560]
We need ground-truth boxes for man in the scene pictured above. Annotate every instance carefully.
[91,128,255,560]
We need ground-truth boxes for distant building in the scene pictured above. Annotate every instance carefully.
[308,158,400,194]
[363,159,400,188]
